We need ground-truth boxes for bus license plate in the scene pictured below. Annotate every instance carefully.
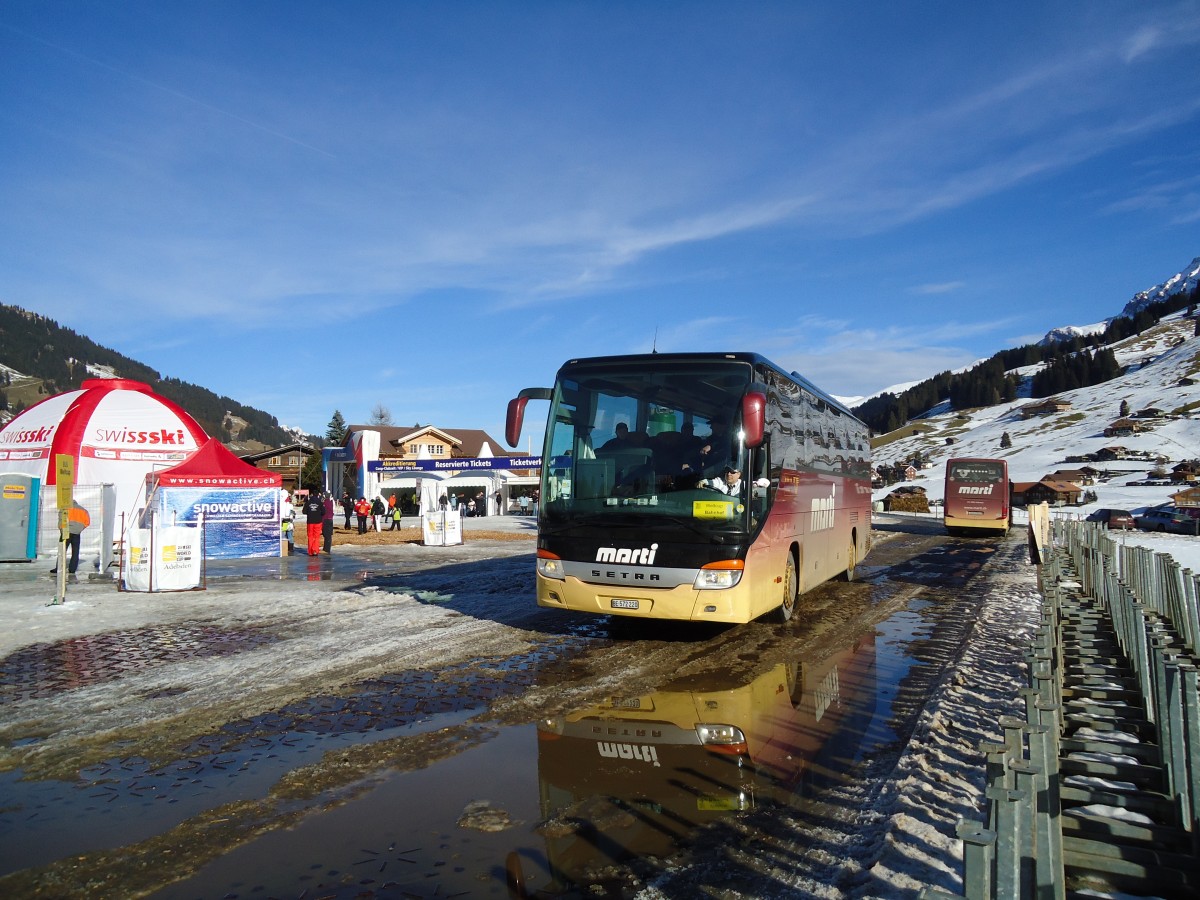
[611,598,640,610]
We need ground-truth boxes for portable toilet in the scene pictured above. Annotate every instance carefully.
[0,473,41,562]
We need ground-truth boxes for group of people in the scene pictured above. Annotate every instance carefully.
[282,484,539,555]
[600,418,743,494]
[341,493,405,534]
[282,491,408,555]
[440,490,496,517]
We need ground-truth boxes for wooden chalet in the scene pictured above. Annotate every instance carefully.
[1103,419,1142,438]
[1021,478,1085,507]
[239,442,316,493]
[1020,398,1072,419]
[343,424,533,474]
[1170,460,1200,484]
[1172,485,1200,508]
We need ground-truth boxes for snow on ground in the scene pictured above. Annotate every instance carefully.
[874,312,1200,573]
[873,312,1200,493]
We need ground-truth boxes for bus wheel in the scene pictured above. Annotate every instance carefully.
[842,540,857,582]
[772,551,798,623]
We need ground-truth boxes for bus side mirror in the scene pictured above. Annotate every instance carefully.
[506,397,527,448]
[506,388,552,447]
[742,389,766,448]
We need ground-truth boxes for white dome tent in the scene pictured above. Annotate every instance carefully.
[0,378,209,569]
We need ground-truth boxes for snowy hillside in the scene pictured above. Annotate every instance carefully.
[872,311,1200,517]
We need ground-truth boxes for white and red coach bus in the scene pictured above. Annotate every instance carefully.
[505,352,872,624]
[943,457,1010,536]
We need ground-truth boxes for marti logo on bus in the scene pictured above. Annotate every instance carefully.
[810,485,836,532]
[595,543,659,565]
[957,486,994,495]
[598,742,661,767]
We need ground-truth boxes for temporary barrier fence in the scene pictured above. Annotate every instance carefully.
[923,517,1200,899]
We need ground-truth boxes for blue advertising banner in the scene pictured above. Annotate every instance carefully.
[153,487,281,559]
[367,456,542,473]
[324,446,355,463]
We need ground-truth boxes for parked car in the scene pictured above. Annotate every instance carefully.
[1085,508,1135,530]
[1134,507,1200,535]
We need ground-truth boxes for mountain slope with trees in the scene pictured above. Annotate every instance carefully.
[0,303,316,448]
[853,281,1199,433]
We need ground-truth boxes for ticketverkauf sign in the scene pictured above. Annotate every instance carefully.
[367,456,542,473]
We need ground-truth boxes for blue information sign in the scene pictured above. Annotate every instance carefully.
[366,456,542,473]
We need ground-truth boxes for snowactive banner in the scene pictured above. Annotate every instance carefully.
[152,487,281,558]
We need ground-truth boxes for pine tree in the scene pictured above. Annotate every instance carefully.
[326,410,348,446]
[1119,399,1130,417]
[1000,432,1012,449]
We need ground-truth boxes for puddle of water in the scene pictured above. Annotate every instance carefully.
[2,598,944,897]
[0,705,478,876]
[150,723,543,899]
[153,611,924,899]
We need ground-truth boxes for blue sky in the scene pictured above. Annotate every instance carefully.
[2,1,1199,444]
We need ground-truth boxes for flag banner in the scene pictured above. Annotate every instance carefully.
[123,525,202,591]
[421,510,463,546]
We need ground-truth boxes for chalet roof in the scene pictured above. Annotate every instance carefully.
[1049,469,1088,480]
[1035,479,1083,494]
[1011,481,1040,493]
[1106,418,1140,429]
[237,442,315,463]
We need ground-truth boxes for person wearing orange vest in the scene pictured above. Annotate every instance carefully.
[65,500,91,575]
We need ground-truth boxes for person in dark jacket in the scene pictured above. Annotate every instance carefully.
[302,493,325,556]
[341,493,354,530]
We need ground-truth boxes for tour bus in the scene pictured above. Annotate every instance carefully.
[943,457,1010,536]
[505,352,872,623]
[506,635,878,895]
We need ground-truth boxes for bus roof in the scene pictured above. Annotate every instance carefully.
[556,351,864,423]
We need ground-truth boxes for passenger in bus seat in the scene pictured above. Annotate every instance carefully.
[600,422,639,451]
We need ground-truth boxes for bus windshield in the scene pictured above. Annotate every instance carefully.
[540,359,760,534]
[947,460,1006,483]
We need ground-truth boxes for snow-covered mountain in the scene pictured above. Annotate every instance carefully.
[873,309,1200,516]
[1121,255,1200,318]
[1042,255,1200,345]
[1038,322,1108,346]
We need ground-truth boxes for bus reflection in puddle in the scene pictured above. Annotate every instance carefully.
[508,633,879,897]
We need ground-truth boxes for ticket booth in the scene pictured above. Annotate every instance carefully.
[0,473,41,562]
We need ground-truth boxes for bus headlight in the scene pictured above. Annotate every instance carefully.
[696,723,747,749]
[694,559,744,590]
[537,549,566,581]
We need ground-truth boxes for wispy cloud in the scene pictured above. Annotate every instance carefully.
[910,281,966,296]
